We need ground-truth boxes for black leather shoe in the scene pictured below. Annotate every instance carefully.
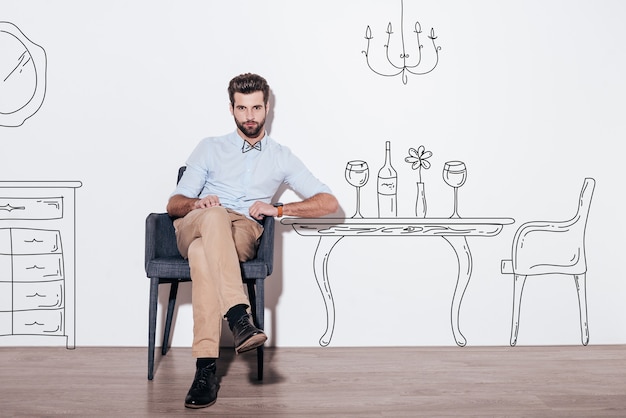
[232,314,267,354]
[184,363,219,409]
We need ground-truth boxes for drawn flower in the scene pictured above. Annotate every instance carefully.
[405,145,433,183]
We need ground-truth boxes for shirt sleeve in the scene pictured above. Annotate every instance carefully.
[171,139,210,198]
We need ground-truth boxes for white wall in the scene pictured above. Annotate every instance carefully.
[1,0,625,348]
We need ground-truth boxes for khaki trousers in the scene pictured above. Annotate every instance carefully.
[173,206,263,358]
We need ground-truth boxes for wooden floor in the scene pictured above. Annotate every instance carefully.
[1,345,626,417]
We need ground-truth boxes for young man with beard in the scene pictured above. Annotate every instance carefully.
[167,73,338,408]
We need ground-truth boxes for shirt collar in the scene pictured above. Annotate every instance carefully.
[242,140,262,153]
[230,130,267,152]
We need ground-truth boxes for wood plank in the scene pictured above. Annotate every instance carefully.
[1,346,625,416]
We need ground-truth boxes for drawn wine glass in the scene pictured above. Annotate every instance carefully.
[345,160,369,218]
[442,161,467,218]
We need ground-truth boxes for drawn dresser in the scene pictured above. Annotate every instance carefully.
[0,182,81,349]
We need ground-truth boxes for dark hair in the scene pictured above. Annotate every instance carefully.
[228,73,270,106]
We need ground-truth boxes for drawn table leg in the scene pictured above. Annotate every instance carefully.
[313,235,344,346]
[442,236,473,347]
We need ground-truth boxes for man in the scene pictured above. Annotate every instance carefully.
[167,73,338,409]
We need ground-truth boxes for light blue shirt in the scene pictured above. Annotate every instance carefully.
[173,131,332,218]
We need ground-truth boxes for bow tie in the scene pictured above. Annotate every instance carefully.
[242,141,262,153]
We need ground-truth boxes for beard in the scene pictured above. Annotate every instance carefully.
[235,117,265,139]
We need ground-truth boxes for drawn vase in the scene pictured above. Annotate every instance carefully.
[415,182,427,218]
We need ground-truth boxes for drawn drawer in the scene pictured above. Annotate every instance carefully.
[0,197,63,220]
[0,229,10,255]
[12,254,64,282]
[11,229,62,255]
[0,312,11,335]
[0,282,11,311]
[13,280,64,311]
[0,254,11,280]
[13,309,64,335]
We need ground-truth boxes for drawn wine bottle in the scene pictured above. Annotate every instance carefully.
[377,141,397,217]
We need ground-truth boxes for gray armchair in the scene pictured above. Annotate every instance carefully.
[145,167,274,380]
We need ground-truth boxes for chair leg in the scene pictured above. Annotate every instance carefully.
[162,281,179,355]
[247,279,265,381]
[510,274,527,346]
[256,280,265,381]
[574,273,589,346]
[148,277,160,380]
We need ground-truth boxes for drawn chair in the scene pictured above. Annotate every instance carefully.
[501,178,595,346]
[145,167,275,380]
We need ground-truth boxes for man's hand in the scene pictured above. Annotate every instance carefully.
[195,195,221,209]
[248,201,277,221]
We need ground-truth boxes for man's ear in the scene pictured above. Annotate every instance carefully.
[229,103,234,115]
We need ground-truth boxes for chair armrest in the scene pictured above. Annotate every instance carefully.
[510,217,586,275]
[145,213,181,271]
[255,216,275,276]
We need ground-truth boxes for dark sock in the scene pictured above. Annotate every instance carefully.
[196,357,216,369]
[225,304,249,329]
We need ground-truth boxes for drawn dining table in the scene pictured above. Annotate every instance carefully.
[281,217,515,347]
